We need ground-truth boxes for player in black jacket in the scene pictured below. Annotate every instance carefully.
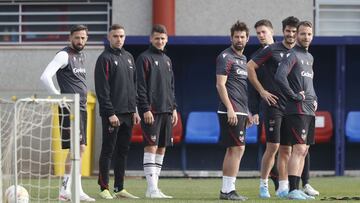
[95,24,140,200]
[136,24,178,199]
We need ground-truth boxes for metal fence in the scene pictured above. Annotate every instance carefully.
[0,1,110,45]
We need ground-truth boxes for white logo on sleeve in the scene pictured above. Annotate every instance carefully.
[280,52,284,58]
[222,53,227,58]
[114,61,118,66]
[128,59,132,65]
[286,53,291,57]
[155,61,159,66]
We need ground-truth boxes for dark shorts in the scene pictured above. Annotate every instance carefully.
[263,107,284,144]
[59,107,87,149]
[218,114,247,147]
[282,114,315,145]
[140,113,173,147]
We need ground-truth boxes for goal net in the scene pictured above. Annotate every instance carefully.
[0,94,81,203]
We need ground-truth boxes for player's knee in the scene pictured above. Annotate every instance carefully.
[80,144,86,154]
[266,143,279,154]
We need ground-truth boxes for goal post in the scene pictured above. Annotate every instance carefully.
[0,93,80,203]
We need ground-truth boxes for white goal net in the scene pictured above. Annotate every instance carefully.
[0,94,81,203]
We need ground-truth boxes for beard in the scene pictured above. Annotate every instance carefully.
[232,43,244,51]
[72,42,85,52]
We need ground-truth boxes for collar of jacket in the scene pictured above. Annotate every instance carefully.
[149,44,166,54]
[294,44,308,53]
[106,45,124,55]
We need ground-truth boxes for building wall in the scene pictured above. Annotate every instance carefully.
[112,0,153,35]
[111,0,313,36]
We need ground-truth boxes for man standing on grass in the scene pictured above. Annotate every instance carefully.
[136,24,178,199]
[95,24,140,200]
[216,20,252,201]
[275,21,317,200]
[248,16,300,198]
[40,24,95,202]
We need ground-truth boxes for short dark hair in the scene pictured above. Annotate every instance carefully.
[297,21,313,29]
[254,19,273,29]
[151,24,167,35]
[109,24,125,32]
[230,21,249,37]
[70,24,88,35]
[282,16,299,31]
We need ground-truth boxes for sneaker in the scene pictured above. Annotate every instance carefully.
[158,190,173,198]
[288,190,306,200]
[113,189,139,199]
[146,189,172,198]
[303,184,320,196]
[99,189,113,199]
[59,190,71,201]
[259,186,271,198]
[276,189,289,198]
[298,190,315,200]
[219,190,248,201]
[80,193,96,202]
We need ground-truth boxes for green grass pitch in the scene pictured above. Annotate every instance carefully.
[74,176,360,202]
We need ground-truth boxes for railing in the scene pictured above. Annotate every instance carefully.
[0,2,110,45]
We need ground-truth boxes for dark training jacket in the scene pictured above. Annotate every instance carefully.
[94,45,137,117]
[136,45,177,114]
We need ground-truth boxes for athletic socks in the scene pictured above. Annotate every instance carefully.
[61,174,71,193]
[222,176,236,193]
[278,179,289,192]
[155,154,164,187]
[289,175,300,192]
[260,178,269,188]
[143,152,157,191]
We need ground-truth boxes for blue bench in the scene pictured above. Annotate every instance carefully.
[346,111,360,142]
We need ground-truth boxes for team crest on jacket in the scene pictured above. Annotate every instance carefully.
[114,61,118,66]
[151,135,157,142]
[155,61,159,66]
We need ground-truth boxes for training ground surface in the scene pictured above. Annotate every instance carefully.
[69,176,360,202]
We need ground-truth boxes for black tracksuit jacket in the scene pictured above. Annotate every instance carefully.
[136,45,177,114]
[94,45,137,117]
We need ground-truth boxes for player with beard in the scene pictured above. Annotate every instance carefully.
[247,16,300,198]
[248,17,319,198]
[275,21,317,200]
[216,21,252,201]
[40,25,95,202]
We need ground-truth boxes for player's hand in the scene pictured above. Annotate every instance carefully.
[299,91,305,100]
[227,109,238,126]
[260,90,278,106]
[143,111,154,125]
[314,100,318,111]
[252,114,260,125]
[133,112,141,125]
[246,115,254,128]
[172,109,178,126]
[109,114,120,127]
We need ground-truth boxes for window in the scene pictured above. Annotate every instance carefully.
[0,1,110,45]
[316,0,360,36]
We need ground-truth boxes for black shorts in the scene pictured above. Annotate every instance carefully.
[59,107,87,149]
[218,113,247,147]
[282,114,315,145]
[140,113,173,147]
[263,107,284,144]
